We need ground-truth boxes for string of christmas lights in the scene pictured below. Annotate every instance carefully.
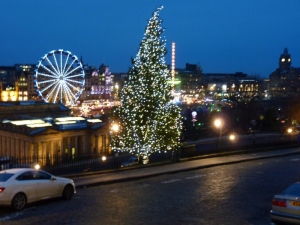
[110,6,182,157]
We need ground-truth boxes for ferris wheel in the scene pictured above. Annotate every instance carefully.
[34,49,85,106]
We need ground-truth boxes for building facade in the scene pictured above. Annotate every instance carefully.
[0,102,112,166]
[269,48,300,97]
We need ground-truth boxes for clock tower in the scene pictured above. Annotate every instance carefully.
[279,47,291,71]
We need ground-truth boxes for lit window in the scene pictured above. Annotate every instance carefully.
[288,58,291,62]
[281,58,285,62]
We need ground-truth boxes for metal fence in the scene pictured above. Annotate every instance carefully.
[0,151,173,176]
[0,132,298,176]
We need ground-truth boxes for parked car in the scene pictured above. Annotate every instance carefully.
[121,155,149,167]
[270,182,300,224]
[0,168,76,210]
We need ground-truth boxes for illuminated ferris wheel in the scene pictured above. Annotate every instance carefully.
[34,49,85,106]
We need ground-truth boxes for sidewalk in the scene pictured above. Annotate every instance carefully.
[69,147,300,189]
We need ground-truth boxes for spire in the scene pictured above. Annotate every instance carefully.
[80,56,84,65]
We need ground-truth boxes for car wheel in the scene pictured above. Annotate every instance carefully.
[62,184,74,200]
[11,193,27,210]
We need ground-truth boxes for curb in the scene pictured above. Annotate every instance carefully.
[74,147,300,189]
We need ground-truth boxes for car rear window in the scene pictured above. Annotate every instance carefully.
[0,173,14,182]
[282,183,300,196]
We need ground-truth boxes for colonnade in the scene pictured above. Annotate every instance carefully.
[0,130,112,161]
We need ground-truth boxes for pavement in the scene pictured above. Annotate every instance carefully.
[69,146,300,189]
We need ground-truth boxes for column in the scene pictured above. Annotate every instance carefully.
[94,135,99,154]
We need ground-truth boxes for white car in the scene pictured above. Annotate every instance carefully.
[0,168,76,210]
[270,182,300,224]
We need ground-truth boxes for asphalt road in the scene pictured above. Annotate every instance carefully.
[1,153,300,225]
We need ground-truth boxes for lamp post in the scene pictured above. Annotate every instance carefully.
[111,123,120,168]
[228,133,239,150]
[214,118,223,150]
[112,123,119,133]
[287,128,292,141]
[111,123,119,153]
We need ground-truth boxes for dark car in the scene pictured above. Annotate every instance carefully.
[120,156,149,167]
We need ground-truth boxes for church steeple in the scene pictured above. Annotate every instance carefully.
[279,47,291,71]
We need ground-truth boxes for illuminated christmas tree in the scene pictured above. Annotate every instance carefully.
[110,6,182,157]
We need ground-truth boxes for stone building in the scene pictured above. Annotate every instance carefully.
[269,48,300,97]
[0,101,112,166]
[176,63,203,102]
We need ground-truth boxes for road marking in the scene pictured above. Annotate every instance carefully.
[291,158,300,161]
[0,212,23,221]
[162,179,181,184]
[209,172,219,175]
[255,171,264,174]
[185,174,206,179]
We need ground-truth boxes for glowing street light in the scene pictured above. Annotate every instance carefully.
[112,123,119,132]
[214,118,223,149]
[287,128,292,140]
[214,118,222,129]
[34,164,40,170]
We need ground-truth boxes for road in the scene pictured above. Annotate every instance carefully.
[1,153,300,225]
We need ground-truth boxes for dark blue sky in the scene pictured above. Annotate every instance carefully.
[1,0,300,77]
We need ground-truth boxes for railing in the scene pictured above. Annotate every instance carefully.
[0,132,298,176]
[0,151,173,176]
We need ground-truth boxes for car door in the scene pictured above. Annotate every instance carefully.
[34,171,61,199]
[15,171,37,202]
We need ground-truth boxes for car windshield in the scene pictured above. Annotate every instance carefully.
[282,183,300,196]
[0,173,14,182]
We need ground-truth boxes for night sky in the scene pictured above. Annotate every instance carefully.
[1,0,300,77]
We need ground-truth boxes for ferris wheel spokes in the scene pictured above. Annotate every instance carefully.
[42,81,61,102]
[64,82,80,95]
[61,82,75,105]
[64,66,82,78]
[35,49,85,106]
[63,58,79,77]
[39,63,59,77]
[65,74,84,81]
[45,55,60,76]
[35,72,58,79]
[39,79,58,92]
[63,84,75,104]
[51,51,61,75]
[62,52,71,75]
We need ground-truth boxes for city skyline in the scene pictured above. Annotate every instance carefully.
[1,0,300,77]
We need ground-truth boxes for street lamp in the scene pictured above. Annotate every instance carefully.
[111,122,120,153]
[229,132,239,150]
[229,134,235,141]
[111,123,119,132]
[287,128,292,141]
[214,118,223,149]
